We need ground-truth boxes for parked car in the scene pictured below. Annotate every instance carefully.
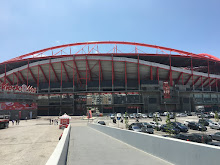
[209,132,220,141]
[197,113,208,118]
[171,122,188,132]
[136,113,142,118]
[160,124,180,134]
[123,114,128,119]
[191,133,212,143]
[173,133,197,142]
[98,121,106,125]
[141,125,154,134]
[184,120,192,127]
[129,114,135,119]
[198,119,209,126]
[110,114,115,119]
[176,113,187,117]
[149,121,161,130]
[169,113,175,119]
[128,124,141,132]
[148,113,153,118]
[187,122,207,131]
[141,114,148,118]
[153,112,160,117]
[210,122,220,130]
[153,116,162,122]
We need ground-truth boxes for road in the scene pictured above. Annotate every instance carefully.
[67,122,172,165]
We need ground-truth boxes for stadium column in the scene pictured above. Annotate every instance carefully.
[99,60,101,91]
[157,67,159,82]
[72,55,75,92]
[191,57,194,90]
[169,55,173,86]
[112,54,114,91]
[138,54,140,90]
[27,59,29,86]
[4,64,6,83]
[86,55,88,91]
[61,61,63,92]
[208,60,211,91]
[125,61,127,91]
[150,66,153,80]
[49,59,51,93]
[37,65,39,93]
[201,76,203,91]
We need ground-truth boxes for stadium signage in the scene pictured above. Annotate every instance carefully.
[163,82,170,99]
[0,82,36,93]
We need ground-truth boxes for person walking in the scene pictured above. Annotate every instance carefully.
[12,120,14,125]
[15,119,18,125]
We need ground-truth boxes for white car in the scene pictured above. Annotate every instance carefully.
[184,120,192,127]
[141,114,148,118]
[153,112,160,117]
[210,122,220,130]
[177,113,187,117]
[149,121,161,129]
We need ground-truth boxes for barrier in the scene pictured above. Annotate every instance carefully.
[89,123,220,165]
[46,125,71,165]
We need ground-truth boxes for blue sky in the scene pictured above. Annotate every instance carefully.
[0,0,220,62]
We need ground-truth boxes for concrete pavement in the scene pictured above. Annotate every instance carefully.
[67,123,172,165]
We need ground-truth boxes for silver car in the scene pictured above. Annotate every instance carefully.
[209,132,220,141]
[210,122,220,130]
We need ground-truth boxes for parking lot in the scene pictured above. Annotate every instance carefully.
[93,114,220,145]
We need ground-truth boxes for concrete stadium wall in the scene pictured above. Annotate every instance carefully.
[89,123,220,165]
[46,125,71,165]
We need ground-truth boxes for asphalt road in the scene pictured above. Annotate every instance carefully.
[67,122,172,165]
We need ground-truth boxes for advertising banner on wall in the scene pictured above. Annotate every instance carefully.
[0,102,37,110]
[163,82,170,99]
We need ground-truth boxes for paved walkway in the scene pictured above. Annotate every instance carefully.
[67,123,172,165]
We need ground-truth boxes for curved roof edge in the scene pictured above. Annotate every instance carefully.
[4,41,220,63]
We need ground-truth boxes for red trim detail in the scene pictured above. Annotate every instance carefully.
[5,41,220,62]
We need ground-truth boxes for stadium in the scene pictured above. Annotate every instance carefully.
[1,41,220,118]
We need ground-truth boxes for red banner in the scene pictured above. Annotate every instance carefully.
[0,102,37,110]
[163,82,170,99]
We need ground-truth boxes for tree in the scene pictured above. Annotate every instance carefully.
[165,113,173,136]
[124,112,129,129]
[154,113,160,131]
[215,111,219,122]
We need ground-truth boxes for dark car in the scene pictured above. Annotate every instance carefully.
[188,122,207,131]
[209,132,220,141]
[128,125,141,132]
[141,125,154,134]
[160,124,180,134]
[198,119,209,126]
[171,122,188,132]
[174,133,197,142]
[98,121,106,125]
[191,133,212,143]
[187,122,199,130]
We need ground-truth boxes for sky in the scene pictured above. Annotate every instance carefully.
[0,0,220,62]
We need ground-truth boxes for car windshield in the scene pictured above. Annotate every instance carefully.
[176,122,185,127]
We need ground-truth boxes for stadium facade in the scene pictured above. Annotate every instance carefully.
[0,41,220,116]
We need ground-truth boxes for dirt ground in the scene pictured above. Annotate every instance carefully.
[0,117,63,165]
